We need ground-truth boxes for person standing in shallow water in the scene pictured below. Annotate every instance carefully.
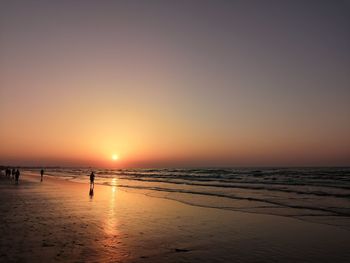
[40,169,44,182]
[15,169,20,184]
[90,172,95,188]
[89,171,95,196]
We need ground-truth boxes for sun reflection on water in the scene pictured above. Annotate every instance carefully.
[104,178,119,236]
[99,177,131,260]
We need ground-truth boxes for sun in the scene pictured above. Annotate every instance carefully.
[112,154,119,161]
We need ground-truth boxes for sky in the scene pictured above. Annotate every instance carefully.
[0,0,350,167]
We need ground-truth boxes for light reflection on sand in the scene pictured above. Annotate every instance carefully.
[98,177,126,260]
[4,173,350,262]
[104,178,119,236]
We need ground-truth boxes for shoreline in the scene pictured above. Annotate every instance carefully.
[25,170,350,231]
[0,173,350,262]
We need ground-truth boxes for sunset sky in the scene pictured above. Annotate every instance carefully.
[1,0,349,167]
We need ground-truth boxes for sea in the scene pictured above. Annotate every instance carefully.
[24,167,350,229]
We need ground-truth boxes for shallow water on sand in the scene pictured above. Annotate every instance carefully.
[1,173,350,262]
[24,167,350,229]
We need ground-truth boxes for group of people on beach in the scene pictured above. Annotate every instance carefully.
[3,168,21,184]
[1,168,45,184]
[1,168,95,196]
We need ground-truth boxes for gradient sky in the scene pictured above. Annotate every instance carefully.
[1,0,350,167]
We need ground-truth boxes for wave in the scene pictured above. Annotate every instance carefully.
[24,167,350,229]
[114,183,349,216]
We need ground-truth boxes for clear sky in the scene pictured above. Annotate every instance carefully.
[1,0,349,167]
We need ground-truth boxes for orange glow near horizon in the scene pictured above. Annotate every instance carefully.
[0,1,350,167]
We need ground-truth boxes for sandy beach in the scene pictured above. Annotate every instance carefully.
[1,1,350,262]
[0,173,349,263]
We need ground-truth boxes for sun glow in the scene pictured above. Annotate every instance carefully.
[112,154,119,161]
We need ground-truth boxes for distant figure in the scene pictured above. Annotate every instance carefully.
[40,169,44,182]
[89,172,95,197]
[15,169,20,184]
[11,168,15,180]
[90,172,95,188]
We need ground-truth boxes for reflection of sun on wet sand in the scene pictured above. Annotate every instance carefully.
[0,173,350,262]
[106,181,118,235]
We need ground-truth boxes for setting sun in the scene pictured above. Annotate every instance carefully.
[112,154,119,161]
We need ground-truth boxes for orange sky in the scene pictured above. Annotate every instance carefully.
[1,1,349,167]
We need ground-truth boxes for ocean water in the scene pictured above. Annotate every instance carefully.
[25,167,350,229]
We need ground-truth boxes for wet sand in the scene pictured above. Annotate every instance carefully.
[0,173,349,263]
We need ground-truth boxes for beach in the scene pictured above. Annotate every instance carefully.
[2,1,350,262]
[0,172,349,263]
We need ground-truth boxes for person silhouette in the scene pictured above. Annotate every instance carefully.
[89,172,95,196]
[11,168,15,180]
[90,172,95,189]
[40,169,44,182]
[15,169,20,184]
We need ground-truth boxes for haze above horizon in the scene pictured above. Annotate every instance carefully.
[1,0,349,167]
